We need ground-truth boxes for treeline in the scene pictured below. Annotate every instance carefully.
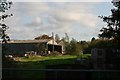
[61,33,117,55]
[34,33,117,55]
[62,0,120,55]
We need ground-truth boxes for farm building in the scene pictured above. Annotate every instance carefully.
[2,39,63,56]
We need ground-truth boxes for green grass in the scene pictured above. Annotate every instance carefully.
[14,55,77,62]
[12,55,77,79]
[77,54,91,59]
[5,54,120,80]
[9,54,92,79]
[13,55,77,69]
[13,54,92,69]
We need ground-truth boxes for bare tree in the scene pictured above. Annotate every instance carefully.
[55,34,60,43]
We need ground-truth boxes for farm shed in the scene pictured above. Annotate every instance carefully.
[2,39,63,56]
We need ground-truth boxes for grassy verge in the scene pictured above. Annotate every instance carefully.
[5,54,92,79]
[14,55,77,62]
[77,54,91,59]
[14,55,77,69]
[10,55,77,79]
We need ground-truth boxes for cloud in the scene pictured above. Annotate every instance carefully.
[11,0,111,2]
[25,2,97,29]
[47,3,97,29]
[7,2,49,16]
[5,2,103,40]
[26,17,42,26]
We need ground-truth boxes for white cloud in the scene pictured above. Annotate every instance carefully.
[48,3,97,28]
[8,2,49,16]
[5,2,102,40]
[26,17,42,26]
[11,0,111,2]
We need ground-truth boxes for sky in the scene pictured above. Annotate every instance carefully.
[4,0,114,41]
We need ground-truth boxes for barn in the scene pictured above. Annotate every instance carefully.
[2,39,63,56]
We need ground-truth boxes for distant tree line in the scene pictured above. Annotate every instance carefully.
[35,31,118,55]
[59,1,120,55]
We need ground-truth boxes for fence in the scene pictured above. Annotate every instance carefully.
[2,68,120,80]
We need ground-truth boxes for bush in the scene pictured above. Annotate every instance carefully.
[47,51,62,56]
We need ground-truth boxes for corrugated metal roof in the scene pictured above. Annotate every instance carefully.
[7,39,51,43]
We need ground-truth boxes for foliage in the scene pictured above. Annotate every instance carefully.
[35,43,47,54]
[47,51,61,56]
[63,32,69,42]
[61,33,90,55]
[68,38,81,55]
[62,34,82,55]
[79,40,89,52]
[82,38,116,54]
[91,37,95,42]
[55,34,60,43]
[0,0,14,69]
[61,32,116,54]
[34,34,52,40]
[98,1,120,48]
[61,33,69,54]
[0,0,13,43]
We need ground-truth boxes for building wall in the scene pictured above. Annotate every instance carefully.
[3,42,62,56]
[3,43,37,56]
[48,44,62,53]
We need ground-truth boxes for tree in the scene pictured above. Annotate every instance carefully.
[98,1,120,48]
[0,0,13,63]
[84,39,114,54]
[34,34,52,40]
[55,34,60,44]
[61,33,70,54]
[69,38,81,55]
[0,0,15,70]
[0,0,13,43]
[91,37,95,42]
[36,43,47,55]
[64,33,69,42]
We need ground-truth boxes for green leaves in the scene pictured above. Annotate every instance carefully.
[99,1,120,48]
[0,0,13,43]
[0,1,12,12]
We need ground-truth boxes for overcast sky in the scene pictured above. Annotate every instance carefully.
[4,0,113,41]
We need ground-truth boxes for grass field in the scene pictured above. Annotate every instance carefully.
[5,54,120,80]
[13,55,77,69]
[4,54,92,79]
[10,55,78,79]
[14,55,77,62]
[13,54,92,68]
